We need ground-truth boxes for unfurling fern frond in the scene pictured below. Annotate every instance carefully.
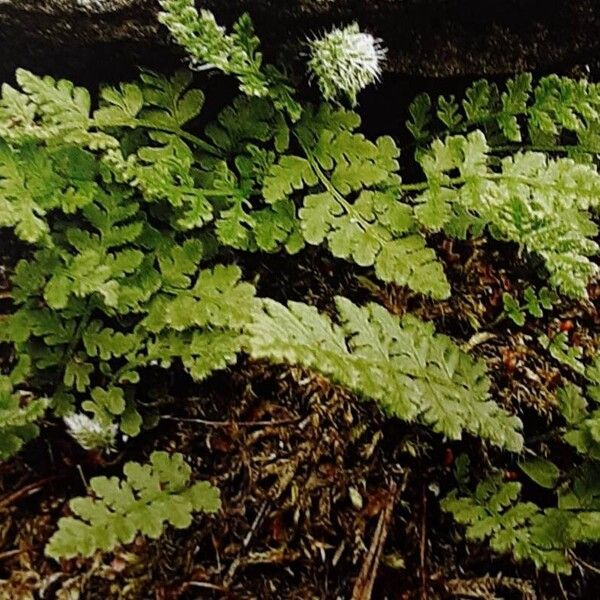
[245,297,523,451]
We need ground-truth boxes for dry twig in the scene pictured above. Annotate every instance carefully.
[351,473,408,600]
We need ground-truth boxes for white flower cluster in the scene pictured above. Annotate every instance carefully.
[64,413,117,451]
[308,23,386,104]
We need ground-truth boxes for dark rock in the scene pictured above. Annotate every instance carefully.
[0,0,599,83]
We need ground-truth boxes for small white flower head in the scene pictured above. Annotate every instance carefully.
[307,23,386,105]
[64,413,118,451]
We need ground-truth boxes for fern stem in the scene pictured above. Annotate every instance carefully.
[137,121,220,155]
[64,304,94,361]
[52,301,96,402]
[176,130,220,155]
[399,181,429,192]
[400,169,571,195]
[203,189,244,197]
[491,144,577,154]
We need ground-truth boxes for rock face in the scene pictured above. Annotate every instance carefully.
[0,0,599,82]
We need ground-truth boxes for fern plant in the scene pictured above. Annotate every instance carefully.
[45,451,221,559]
[261,105,450,298]
[411,130,600,297]
[406,73,600,153]
[160,2,600,299]
[502,286,557,326]
[443,355,600,574]
[539,332,585,375]
[245,297,523,451]
[442,472,576,574]
[1,4,599,574]
[560,355,600,457]
[0,4,594,461]
[155,1,452,298]
[0,69,257,446]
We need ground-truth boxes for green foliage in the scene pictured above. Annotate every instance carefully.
[0,69,115,149]
[0,358,47,459]
[2,10,600,577]
[502,286,557,326]
[407,73,600,152]
[445,354,600,574]
[443,461,600,575]
[406,75,600,298]
[538,332,585,374]
[519,456,560,489]
[45,451,221,559]
[264,105,450,298]
[0,69,258,445]
[413,130,600,297]
[161,7,600,302]
[195,94,450,298]
[246,297,523,451]
[560,358,600,458]
[442,475,574,574]
[157,0,300,119]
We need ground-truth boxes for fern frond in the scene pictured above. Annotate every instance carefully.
[158,0,300,119]
[95,70,203,132]
[246,297,523,450]
[0,70,117,148]
[14,69,91,132]
[0,141,99,242]
[0,104,256,444]
[407,73,600,154]
[142,264,257,333]
[414,130,600,297]
[0,375,47,460]
[262,105,450,298]
[442,475,574,574]
[45,451,221,559]
[445,353,600,575]
[559,357,600,459]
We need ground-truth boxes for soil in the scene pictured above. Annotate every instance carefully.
[1,2,600,599]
